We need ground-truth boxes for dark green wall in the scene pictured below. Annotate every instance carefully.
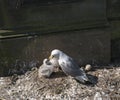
[107,0,120,19]
[0,0,107,34]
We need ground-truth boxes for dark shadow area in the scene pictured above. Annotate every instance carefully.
[107,0,120,19]
[111,38,120,64]
[7,0,84,8]
[87,74,98,85]
[49,71,67,79]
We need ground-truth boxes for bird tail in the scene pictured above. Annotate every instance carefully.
[75,75,89,83]
[75,68,94,84]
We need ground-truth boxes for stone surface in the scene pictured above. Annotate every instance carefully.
[0,0,107,31]
[0,29,110,76]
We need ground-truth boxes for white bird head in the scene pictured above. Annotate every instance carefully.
[49,49,62,66]
[49,49,62,60]
[43,59,48,64]
[43,58,51,65]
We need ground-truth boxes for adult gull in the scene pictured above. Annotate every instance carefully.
[49,49,91,83]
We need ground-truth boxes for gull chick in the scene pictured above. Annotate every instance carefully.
[49,49,90,83]
[38,59,54,78]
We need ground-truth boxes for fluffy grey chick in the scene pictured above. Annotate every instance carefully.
[38,58,54,78]
[49,49,90,83]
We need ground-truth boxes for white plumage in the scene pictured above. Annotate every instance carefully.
[49,49,90,83]
[38,59,54,78]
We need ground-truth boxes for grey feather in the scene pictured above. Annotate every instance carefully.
[50,49,92,83]
[59,53,89,83]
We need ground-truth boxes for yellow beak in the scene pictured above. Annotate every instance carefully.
[49,55,53,60]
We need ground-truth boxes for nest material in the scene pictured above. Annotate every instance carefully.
[0,66,120,100]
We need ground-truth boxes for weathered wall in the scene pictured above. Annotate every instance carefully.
[107,0,120,19]
[0,0,107,33]
[0,29,110,76]
[0,0,111,76]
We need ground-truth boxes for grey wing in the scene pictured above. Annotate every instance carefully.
[60,59,89,83]
[60,58,86,77]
